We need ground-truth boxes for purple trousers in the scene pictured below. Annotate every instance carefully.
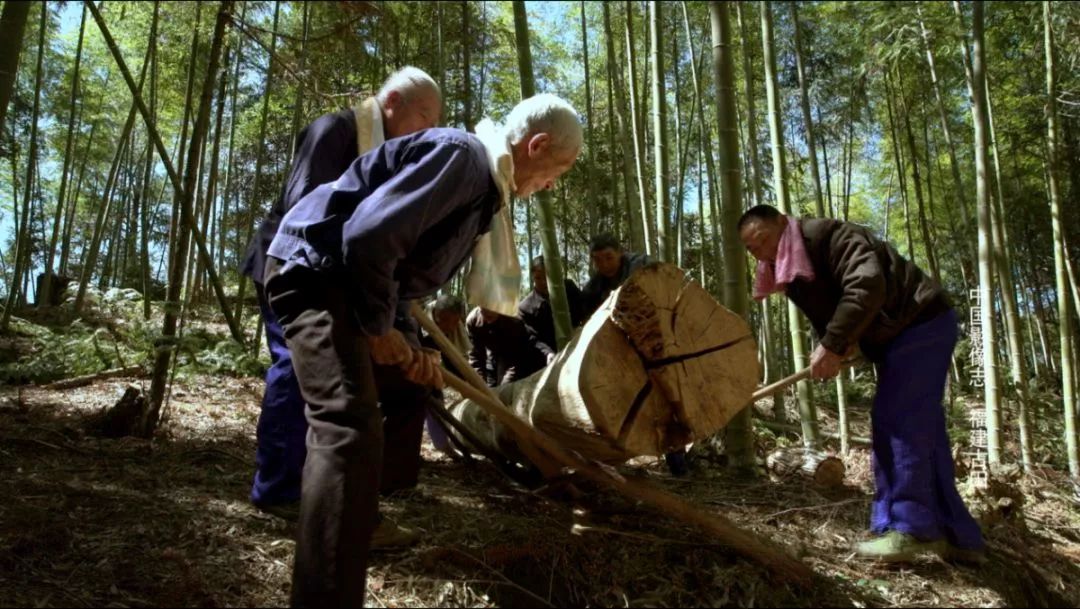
[870,308,984,550]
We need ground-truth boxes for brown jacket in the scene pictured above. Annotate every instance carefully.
[784,218,950,362]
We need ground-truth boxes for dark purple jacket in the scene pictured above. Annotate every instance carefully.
[517,280,584,359]
[243,108,357,283]
[267,128,501,336]
[581,251,651,316]
[466,308,546,387]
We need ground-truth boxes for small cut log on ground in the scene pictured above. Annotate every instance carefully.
[765,446,846,488]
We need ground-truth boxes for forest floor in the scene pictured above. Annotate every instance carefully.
[2,366,1079,608]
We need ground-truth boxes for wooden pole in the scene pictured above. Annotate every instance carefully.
[412,302,563,477]
[749,358,860,405]
[413,303,814,586]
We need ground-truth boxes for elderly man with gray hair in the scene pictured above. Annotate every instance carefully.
[264,92,582,607]
[244,67,443,532]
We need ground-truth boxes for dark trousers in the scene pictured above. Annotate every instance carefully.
[870,309,984,550]
[265,258,375,606]
[264,258,426,607]
[251,283,427,508]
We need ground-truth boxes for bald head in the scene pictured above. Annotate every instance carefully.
[502,94,583,198]
[377,66,442,138]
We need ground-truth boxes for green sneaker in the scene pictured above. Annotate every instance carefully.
[855,531,946,563]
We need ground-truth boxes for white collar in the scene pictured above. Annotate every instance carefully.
[473,118,516,210]
[369,97,385,150]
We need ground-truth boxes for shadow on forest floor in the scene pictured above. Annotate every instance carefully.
[1,374,1078,607]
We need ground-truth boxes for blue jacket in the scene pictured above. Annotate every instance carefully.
[267,128,501,337]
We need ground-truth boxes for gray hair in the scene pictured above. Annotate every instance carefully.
[377,66,441,105]
[504,94,583,153]
[432,293,466,316]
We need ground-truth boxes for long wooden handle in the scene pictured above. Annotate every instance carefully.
[412,304,812,583]
[441,368,814,586]
[410,302,563,476]
[750,358,861,403]
[410,303,499,405]
[414,302,815,585]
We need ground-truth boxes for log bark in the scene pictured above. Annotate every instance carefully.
[448,263,759,464]
[766,446,845,488]
[42,365,145,391]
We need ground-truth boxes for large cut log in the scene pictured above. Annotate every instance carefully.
[449,263,760,464]
[765,447,846,488]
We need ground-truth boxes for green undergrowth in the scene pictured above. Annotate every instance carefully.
[0,287,267,385]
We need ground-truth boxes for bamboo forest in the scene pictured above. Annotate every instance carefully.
[1,1,1079,607]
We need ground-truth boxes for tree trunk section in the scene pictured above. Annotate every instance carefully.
[625,1,653,256]
[145,0,234,435]
[43,3,89,306]
[234,1,281,327]
[710,1,754,467]
[0,0,31,135]
[650,2,671,263]
[512,0,574,350]
[918,4,974,254]
[449,263,759,464]
[605,2,644,253]
[970,1,1004,466]
[766,447,845,488]
[2,3,47,330]
[790,2,825,218]
[682,2,720,279]
[462,1,472,130]
[581,0,597,236]
[74,36,154,313]
[1043,2,1078,476]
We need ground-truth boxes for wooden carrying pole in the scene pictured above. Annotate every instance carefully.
[412,303,814,586]
[749,358,860,405]
[409,303,563,478]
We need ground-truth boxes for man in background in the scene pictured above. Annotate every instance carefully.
[466,307,546,387]
[518,255,584,364]
[421,294,469,455]
[580,234,650,317]
[579,235,687,475]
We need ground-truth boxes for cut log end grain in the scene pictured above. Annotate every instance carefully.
[449,263,760,465]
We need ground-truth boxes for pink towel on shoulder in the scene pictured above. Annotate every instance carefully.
[753,217,815,301]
